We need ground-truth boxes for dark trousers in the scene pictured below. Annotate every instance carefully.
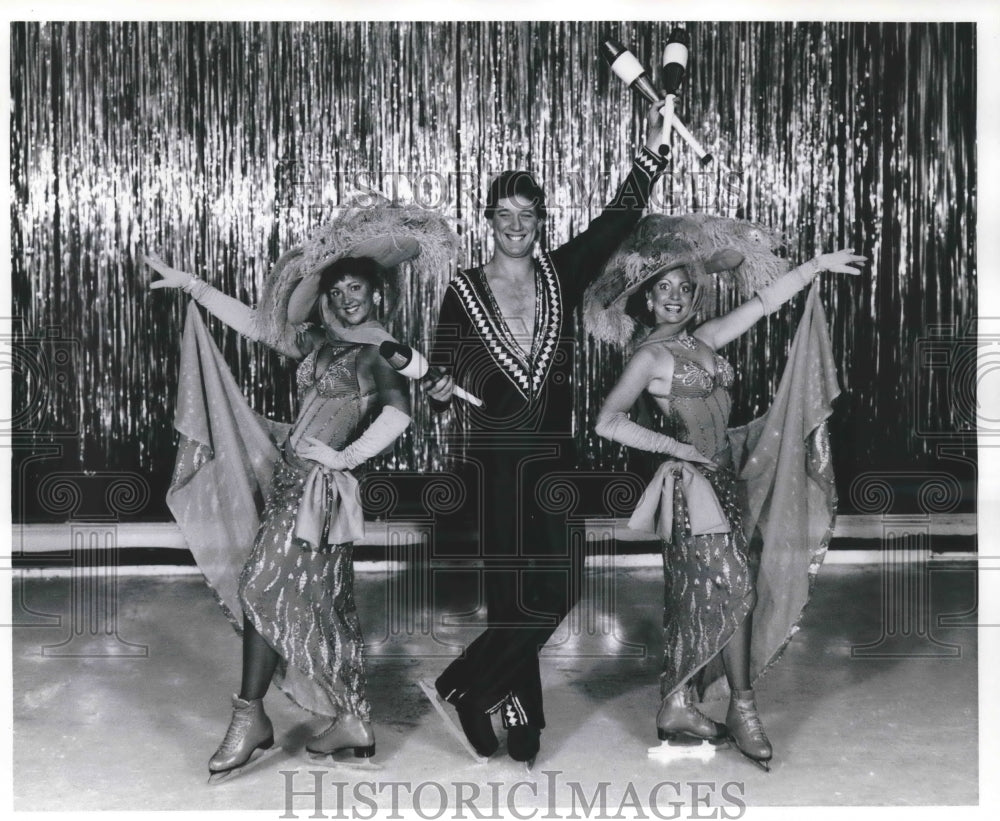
[435,444,584,729]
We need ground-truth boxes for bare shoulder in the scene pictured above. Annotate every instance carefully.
[630,340,674,373]
[628,341,676,396]
[360,343,406,387]
[356,343,384,372]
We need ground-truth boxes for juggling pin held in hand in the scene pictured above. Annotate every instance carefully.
[661,27,714,167]
[380,342,484,407]
[671,118,713,167]
[659,96,675,157]
[658,27,688,156]
[661,26,689,96]
[602,39,666,152]
[601,34,713,167]
[601,39,661,106]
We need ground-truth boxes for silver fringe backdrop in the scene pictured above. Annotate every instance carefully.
[10,21,976,522]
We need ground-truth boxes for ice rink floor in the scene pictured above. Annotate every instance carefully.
[10,560,979,813]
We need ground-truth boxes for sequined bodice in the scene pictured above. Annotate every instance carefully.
[647,343,735,462]
[296,346,363,400]
[289,344,371,450]
[671,353,735,396]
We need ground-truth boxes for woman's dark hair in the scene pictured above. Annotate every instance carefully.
[317,256,385,294]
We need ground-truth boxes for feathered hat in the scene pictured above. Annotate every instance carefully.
[252,201,460,346]
[583,213,789,347]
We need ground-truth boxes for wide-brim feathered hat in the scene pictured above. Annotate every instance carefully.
[583,213,789,347]
[251,201,460,345]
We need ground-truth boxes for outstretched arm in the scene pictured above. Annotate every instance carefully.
[594,346,712,464]
[144,253,303,359]
[694,249,866,350]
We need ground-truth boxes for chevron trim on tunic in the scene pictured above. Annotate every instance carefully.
[451,259,563,400]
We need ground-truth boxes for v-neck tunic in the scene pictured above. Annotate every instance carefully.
[428,148,670,731]
[432,147,669,440]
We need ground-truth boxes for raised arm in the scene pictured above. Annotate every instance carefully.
[144,253,303,359]
[594,346,712,464]
[549,104,669,303]
[694,249,866,350]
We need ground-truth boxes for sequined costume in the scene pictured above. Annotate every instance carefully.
[628,288,839,702]
[636,339,755,698]
[167,302,381,720]
[237,344,377,720]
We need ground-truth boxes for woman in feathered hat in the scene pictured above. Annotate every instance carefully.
[585,214,864,769]
[144,204,458,781]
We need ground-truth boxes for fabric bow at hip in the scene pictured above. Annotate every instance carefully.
[294,465,365,549]
[628,460,731,542]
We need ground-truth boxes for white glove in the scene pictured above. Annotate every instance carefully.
[144,252,260,340]
[756,248,866,315]
[183,277,261,341]
[297,406,411,471]
[595,411,713,465]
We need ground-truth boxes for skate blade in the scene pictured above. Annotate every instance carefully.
[306,749,383,771]
[727,736,772,772]
[658,732,728,747]
[737,752,771,772]
[417,679,489,764]
[207,744,281,785]
[647,739,719,763]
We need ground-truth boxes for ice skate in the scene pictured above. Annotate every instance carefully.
[726,688,772,772]
[656,688,727,744]
[647,688,728,762]
[306,714,375,760]
[207,694,277,784]
[418,680,491,762]
[507,724,540,770]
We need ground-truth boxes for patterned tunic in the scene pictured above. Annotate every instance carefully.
[431,147,668,440]
[429,148,669,728]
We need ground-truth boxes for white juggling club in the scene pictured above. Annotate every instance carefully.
[601,34,713,167]
[380,342,484,407]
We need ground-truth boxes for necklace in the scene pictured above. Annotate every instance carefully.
[659,329,698,351]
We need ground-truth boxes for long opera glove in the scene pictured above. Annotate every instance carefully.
[184,277,262,340]
[322,406,412,471]
[595,411,712,464]
[755,259,822,315]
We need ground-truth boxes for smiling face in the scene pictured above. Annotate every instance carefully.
[646,266,697,329]
[490,194,541,260]
[325,273,377,326]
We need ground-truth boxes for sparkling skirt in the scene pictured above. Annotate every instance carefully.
[660,466,755,699]
[238,449,370,721]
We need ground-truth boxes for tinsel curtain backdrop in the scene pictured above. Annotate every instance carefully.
[10,21,976,523]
